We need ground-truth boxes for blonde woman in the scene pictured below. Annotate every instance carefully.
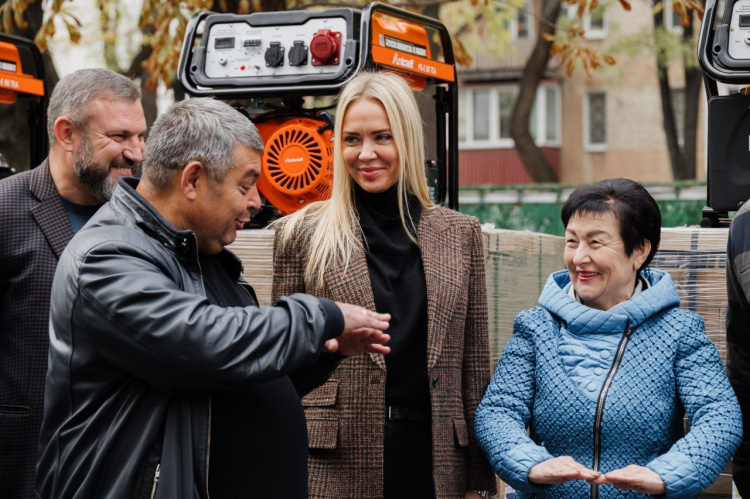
[273,71,495,499]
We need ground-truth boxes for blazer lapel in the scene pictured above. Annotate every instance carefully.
[323,237,386,371]
[419,208,461,370]
[29,161,75,259]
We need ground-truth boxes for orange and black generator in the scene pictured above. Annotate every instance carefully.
[0,33,47,176]
[177,2,459,224]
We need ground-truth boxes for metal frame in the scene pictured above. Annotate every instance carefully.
[0,33,48,169]
[177,3,459,209]
[696,0,750,226]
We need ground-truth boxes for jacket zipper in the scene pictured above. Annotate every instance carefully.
[206,396,212,499]
[192,238,212,499]
[150,464,160,499]
[590,323,635,499]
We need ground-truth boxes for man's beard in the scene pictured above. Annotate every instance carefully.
[72,134,139,203]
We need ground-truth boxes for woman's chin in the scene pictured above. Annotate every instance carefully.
[575,288,601,305]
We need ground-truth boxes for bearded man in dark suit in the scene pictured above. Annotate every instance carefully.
[0,67,146,498]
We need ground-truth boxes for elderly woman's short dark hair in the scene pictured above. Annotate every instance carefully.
[561,178,661,268]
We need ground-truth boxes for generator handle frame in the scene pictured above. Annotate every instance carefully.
[361,2,459,209]
[176,10,210,97]
[697,0,750,94]
[176,5,460,210]
[0,32,48,169]
[177,9,362,98]
[696,0,745,226]
[360,2,457,69]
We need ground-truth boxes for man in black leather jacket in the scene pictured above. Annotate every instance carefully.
[35,98,391,499]
[728,201,750,497]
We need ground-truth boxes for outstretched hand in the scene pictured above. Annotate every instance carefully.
[528,456,602,485]
[323,302,391,356]
[602,465,665,495]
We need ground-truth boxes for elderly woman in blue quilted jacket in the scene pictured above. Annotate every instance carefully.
[475,178,742,498]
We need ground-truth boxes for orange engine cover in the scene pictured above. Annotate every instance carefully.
[256,117,333,215]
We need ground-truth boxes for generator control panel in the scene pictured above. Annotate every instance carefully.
[727,0,750,60]
[703,0,750,70]
[204,17,348,79]
[180,9,360,96]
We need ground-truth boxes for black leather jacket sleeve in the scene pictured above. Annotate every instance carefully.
[727,208,750,495]
[68,239,332,395]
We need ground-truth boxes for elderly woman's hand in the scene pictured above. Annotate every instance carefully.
[603,465,666,494]
[528,456,602,485]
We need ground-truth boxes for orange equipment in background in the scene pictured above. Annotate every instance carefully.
[178,2,458,224]
[0,33,48,171]
[0,39,44,104]
[256,117,334,214]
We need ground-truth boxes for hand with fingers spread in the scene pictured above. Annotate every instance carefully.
[323,302,391,356]
[603,465,665,495]
[528,456,602,485]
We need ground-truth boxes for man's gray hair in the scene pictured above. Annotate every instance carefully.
[141,98,264,188]
[47,68,141,143]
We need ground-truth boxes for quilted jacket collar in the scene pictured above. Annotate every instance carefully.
[539,268,680,334]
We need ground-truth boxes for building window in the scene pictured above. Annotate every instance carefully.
[498,88,517,139]
[458,90,468,142]
[664,0,684,34]
[473,89,491,141]
[459,84,561,148]
[545,87,559,142]
[503,1,534,40]
[585,92,607,150]
[516,5,531,39]
[587,5,607,37]
[671,88,685,146]
[567,3,608,39]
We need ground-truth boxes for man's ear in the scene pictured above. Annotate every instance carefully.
[181,161,205,201]
[53,117,78,152]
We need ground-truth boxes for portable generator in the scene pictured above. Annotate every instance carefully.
[177,2,458,225]
[0,33,47,171]
[698,0,750,226]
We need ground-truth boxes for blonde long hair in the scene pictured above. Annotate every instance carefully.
[275,71,435,289]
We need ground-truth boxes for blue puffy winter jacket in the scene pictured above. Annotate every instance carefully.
[475,269,742,498]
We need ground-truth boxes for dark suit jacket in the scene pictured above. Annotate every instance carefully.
[0,161,74,498]
[273,206,495,498]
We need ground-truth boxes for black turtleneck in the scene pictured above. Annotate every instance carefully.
[202,251,341,498]
[355,184,430,412]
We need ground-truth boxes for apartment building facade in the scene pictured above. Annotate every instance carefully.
[456,0,707,185]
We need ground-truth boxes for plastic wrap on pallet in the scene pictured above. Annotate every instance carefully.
[654,228,729,363]
[483,229,566,368]
[227,229,275,306]
[232,227,730,366]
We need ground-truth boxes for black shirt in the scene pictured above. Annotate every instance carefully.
[202,251,311,499]
[355,184,430,412]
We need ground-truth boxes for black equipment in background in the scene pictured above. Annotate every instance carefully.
[0,33,48,172]
[697,0,750,226]
[706,94,750,216]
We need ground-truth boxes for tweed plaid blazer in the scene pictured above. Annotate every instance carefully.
[273,205,495,498]
[0,161,74,499]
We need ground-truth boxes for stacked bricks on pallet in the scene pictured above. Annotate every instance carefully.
[228,228,275,306]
